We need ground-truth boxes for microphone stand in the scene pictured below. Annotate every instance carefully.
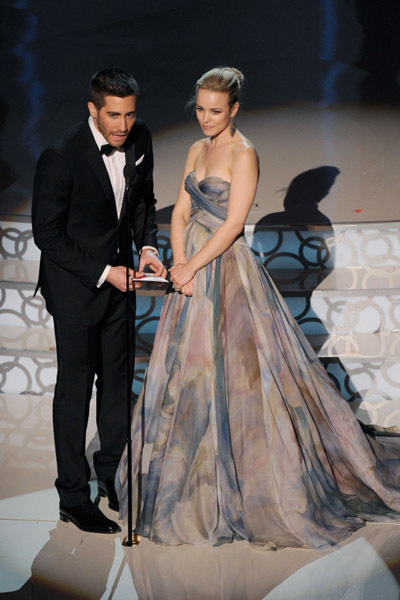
[122,156,136,547]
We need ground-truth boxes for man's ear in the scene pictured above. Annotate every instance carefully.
[87,102,98,119]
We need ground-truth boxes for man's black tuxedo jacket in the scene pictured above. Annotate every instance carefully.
[32,118,159,324]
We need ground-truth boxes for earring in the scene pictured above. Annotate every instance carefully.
[230,116,236,137]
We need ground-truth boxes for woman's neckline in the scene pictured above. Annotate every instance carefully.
[192,170,231,186]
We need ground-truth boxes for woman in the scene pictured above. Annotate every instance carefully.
[116,67,400,549]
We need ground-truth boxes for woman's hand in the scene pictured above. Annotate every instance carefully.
[181,280,193,297]
[169,262,195,289]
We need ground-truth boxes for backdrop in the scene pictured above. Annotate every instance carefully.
[1,0,400,222]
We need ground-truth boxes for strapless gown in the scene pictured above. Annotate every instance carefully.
[116,171,400,549]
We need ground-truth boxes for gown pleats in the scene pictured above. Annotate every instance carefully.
[116,171,400,549]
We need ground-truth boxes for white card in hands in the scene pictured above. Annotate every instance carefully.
[130,273,168,283]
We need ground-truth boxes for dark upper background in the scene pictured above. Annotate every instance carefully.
[1,0,400,219]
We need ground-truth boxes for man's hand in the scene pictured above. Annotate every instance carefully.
[106,266,142,291]
[137,249,167,279]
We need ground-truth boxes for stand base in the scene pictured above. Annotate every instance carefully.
[122,533,141,546]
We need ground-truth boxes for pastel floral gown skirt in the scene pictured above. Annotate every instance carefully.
[116,171,400,549]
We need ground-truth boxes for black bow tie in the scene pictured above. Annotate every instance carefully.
[101,144,125,156]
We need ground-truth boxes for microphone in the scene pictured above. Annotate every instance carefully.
[123,162,136,189]
[123,145,137,189]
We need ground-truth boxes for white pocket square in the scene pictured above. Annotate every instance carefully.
[135,154,145,166]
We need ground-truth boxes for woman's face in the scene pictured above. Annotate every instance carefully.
[195,88,238,138]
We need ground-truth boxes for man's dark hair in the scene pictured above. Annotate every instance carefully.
[89,68,139,108]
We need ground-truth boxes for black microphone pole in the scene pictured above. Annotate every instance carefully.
[122,157,136,547]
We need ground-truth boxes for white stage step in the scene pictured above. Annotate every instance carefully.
[248,223,400,269]
[0,217,40,261]
[3,259,400,335]
[1,217,400,426]
[3,218,400,267]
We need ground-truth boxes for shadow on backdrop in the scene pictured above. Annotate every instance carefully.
[253,166,363,406]
[256,166,339,227]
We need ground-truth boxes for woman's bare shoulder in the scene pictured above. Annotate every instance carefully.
[234,132,256,152]
[184,139,207,172]
[189,138,207,155]
[232,135,258,167]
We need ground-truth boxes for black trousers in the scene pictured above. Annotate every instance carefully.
[52,288,135,507]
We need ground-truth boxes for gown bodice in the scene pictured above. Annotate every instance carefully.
[185,170,231,228]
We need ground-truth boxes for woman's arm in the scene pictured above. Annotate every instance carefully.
[169,144,259,288]
[170,141,203,264]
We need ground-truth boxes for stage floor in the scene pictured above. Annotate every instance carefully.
[1,394,400,599]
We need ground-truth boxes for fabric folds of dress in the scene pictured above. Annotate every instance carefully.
[116,171,400,549]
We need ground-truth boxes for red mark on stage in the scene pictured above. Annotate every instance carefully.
[354,209,363,212]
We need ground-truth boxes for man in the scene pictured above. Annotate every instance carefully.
[32,68,166,534]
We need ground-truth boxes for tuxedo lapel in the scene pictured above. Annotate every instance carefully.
[85,143,116,216]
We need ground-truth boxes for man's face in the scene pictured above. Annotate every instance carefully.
[88,95,137,148]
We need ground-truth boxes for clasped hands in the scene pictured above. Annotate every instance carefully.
[169,262,195,297]
[106,250,167,292]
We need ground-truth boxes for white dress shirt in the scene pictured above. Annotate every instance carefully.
[88,117,158,287]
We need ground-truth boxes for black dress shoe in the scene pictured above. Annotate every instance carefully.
[60,501,121,533]
[95,480,119,512]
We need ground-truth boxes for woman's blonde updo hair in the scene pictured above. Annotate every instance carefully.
[194,66,244,107]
